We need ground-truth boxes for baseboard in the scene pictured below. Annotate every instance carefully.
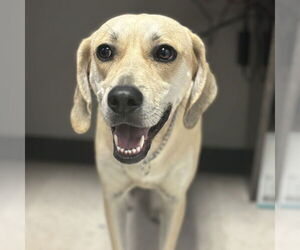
[26,136,94,165]
[26,136,253,175]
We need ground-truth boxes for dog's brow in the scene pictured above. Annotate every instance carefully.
[151,32,161,41]
[104,23,118,41]
[109,31,118,41]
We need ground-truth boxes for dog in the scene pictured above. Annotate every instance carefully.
[70,14,217,250]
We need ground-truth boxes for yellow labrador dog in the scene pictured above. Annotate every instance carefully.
[70,14,217,250]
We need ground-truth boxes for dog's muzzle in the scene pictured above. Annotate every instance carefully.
[107,85,172,164]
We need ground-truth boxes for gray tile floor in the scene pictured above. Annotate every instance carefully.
[26,162,275,250]
[0,161,25,250]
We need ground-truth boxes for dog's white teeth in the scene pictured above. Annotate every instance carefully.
[139,135,145,148]
[118,147,141,155]
[114,134,118,146]
[117,144,142,156]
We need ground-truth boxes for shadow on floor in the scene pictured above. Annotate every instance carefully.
[127,187,199,250]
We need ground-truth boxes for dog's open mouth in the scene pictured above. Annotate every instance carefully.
[111,106,172,164]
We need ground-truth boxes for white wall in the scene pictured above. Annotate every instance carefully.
[276,0,300,207]
[26,0,259,148]
[0,0,25,138]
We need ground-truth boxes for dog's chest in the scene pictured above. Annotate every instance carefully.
[123,163,165,189]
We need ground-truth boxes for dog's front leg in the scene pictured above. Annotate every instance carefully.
[159,194,186,250]
[103,191,128,250]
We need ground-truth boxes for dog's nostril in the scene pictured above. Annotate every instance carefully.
[127,98,137,107]
[109,96,118,107]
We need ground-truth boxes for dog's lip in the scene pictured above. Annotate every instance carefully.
[111,105,172,164]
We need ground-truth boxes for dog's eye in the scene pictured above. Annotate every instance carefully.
[153,45,177,62]
[96,44,114,61]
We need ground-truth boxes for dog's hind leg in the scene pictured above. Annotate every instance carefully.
[146,190,162,224]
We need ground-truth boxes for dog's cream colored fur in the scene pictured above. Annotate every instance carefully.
[70,14,217,250]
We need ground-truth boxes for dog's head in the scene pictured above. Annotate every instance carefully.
[70,14,217,164]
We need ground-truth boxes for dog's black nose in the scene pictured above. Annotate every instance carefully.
[108,85,143,114]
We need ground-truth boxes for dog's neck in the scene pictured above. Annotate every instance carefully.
[139,108,178,175]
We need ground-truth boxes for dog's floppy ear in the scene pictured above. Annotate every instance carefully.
[183,32,217,129]
[70,38,92,134]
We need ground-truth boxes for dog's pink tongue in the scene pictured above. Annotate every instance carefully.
[114,124,149,149]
